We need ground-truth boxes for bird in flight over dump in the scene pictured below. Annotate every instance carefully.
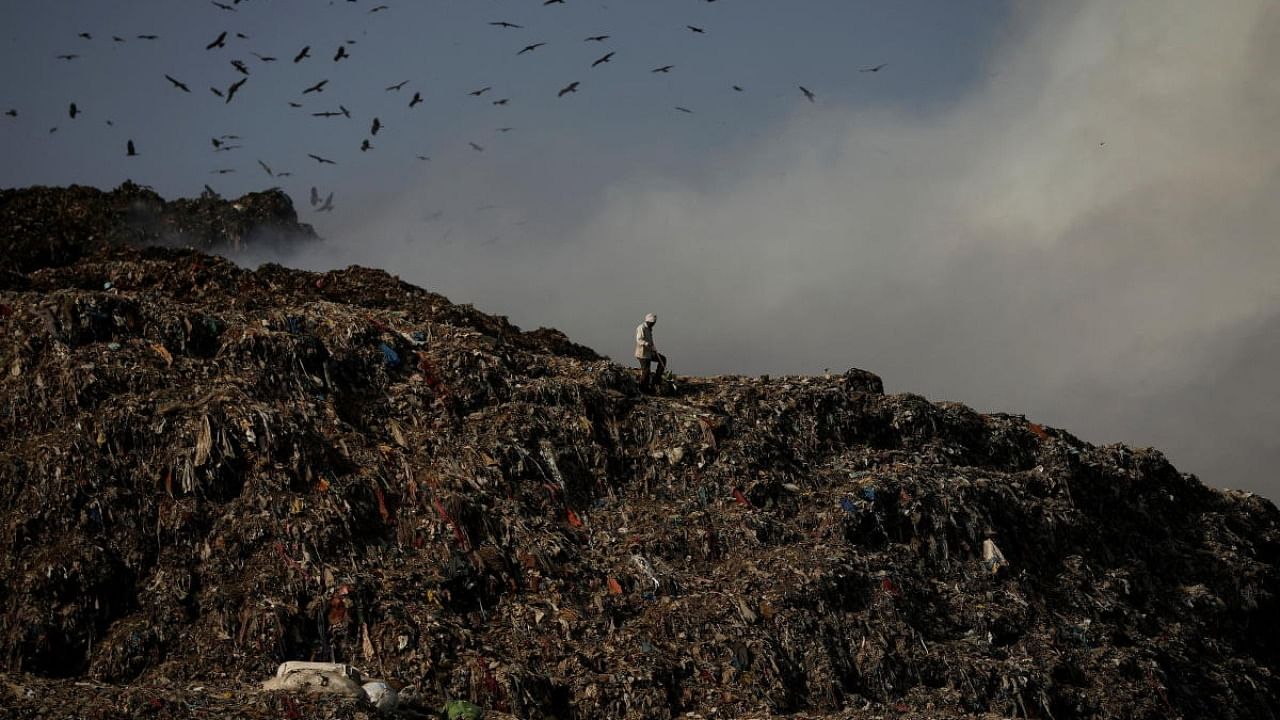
[225,78,247,103]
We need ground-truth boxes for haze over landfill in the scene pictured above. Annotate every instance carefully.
[2,0,1278,497]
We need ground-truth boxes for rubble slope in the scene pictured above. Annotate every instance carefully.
[0,186,1277,720]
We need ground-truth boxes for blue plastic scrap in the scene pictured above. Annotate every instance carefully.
[378,342,401,367]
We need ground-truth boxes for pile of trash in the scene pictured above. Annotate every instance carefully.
[0,186,1277,719]
[0,182,316,273]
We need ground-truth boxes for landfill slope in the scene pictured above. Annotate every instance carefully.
[0,186,1278,720]
[0,183,317,273]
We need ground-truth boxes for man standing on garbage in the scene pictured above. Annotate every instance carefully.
[635,312,666,393]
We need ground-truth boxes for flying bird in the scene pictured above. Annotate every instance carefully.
[361,138,373,152]
[127,140,137,156]
[288,101,302,108]
[674,106,693,113]
[302,79,328,94]
[307,153,336,164]
[257,160,274,176]
[56,54,80,60]
[544,0,565,4]
[339,105,351,118]
[334,45,349,61]
[3,110,16,118]
[489,21,523,28]
[416,155,430,161]
[78,32,92,39]
[651,65,673,73]
[518,43,546,55]
[293,46,310,62]
[310,186,320,206]
[409,92,423,108]
[225,77,247,103]
[469,86,492,96]
[859,63,888,73]
[585,35,609,42]
[316,193,334,212]
[370,117,381,135]
[68,103,79,119]
[799,86,816,102]
[312,110,343,117]
[686,25,705,33]
[165,74,191,92]
[557,81,579,97]
[137,34,159,40]
[252,52,277,62]
[210,87,224,98]
[591,51,614,67]
[231,59,250,75]
[468,142,484,152]
[206,31,227,50]
[370,4,389,12]
[112,36,126,43]
[211,169,235,175]
[211,1,235,10]
[386,80,409,91]
[492,98,509,106]
[732,84,744,92]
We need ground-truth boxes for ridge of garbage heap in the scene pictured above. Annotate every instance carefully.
[1,182,318,273]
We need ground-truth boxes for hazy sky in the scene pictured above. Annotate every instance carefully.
[2,0,1278,498]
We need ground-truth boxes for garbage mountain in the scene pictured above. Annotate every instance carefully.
[0,184,1277,719]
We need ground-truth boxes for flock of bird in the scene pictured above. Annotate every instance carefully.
[5,0,889,216]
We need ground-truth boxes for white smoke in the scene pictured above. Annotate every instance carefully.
[274,0,1280,493]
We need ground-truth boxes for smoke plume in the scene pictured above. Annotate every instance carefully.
[256,0,1280,494]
